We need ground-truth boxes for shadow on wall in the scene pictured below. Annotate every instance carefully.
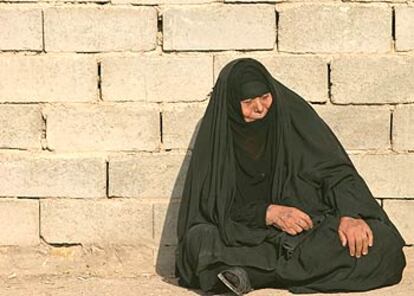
[154,109,205,283]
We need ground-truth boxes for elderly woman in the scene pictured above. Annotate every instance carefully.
[175,58,406,295]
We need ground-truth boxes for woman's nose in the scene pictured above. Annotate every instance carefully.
[254,99,264,112]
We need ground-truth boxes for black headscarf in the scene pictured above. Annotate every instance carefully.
[176,57,404,252]
[228,60,274,161]
[227,62,275,228]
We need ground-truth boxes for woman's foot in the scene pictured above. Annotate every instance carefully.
[217,266,253,295]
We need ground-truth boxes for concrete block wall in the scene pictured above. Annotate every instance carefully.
[0,0,413,280]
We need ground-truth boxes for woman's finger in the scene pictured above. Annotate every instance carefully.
[291,222,304,234]
[296,218,311,230]
[286,227,298,236]
[338,230,347,247]
[298,211,313,229]
[348,235,356,257]
[362,232,369,256]
[366,225,374,247]
[355,234,363,258]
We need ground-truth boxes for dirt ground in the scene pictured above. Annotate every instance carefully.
[0,247,412,296]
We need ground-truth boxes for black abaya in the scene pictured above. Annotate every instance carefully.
[175,58,406,293]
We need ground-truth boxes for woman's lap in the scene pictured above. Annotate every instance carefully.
[276,214,406,293]
[180,214,406,293]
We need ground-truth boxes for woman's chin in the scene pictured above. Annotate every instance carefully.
[244,112,268,122]
[253,113,267,121]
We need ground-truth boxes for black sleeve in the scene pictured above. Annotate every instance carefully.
[230,201,271,229]
[290,94,383,221]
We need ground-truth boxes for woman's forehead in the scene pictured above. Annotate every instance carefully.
[240,92,272,101]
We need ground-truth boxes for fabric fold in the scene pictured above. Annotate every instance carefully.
[230,200,271,229]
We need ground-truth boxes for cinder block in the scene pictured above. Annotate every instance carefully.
[350,154,414,198]
[395,7,414,51]
[153,201,180,246]
[393,105,414,151]
[109,152,190,199]
[313,105,390,150]
[0,105,43,149]
[383,199,414,245]
[162,102,208,149]
[214,54,329,103]
[0,199,39,246]
[40,199,153,245]
[0,153,106,198]
[101,55,213,102]
[0,7,42,51]
[163,4,276,51]
[331,55,414,104]
[44,103,160,151]
[44,6,157,52]
[0,55,97,103]
[278,4,391,53]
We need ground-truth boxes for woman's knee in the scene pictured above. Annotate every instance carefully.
[367,220,406,276]
[368,220,404,253]
[184,223,218,253]
[186,223,217,240]
[377,244,406,286]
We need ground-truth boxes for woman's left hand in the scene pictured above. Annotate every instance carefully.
[338,216,374,258]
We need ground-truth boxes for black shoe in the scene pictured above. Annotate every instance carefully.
[217,266,253,295]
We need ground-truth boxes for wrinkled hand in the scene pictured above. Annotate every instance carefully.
[266,204,313,235]
[338,216,374,258]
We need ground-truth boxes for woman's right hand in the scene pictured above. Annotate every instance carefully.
[266,204,313,235]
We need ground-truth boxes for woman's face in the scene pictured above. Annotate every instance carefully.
[240,92,273,122]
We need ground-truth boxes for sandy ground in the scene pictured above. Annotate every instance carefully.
[0,248,412,296]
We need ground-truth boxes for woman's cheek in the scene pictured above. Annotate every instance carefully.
[265,101,272,109]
